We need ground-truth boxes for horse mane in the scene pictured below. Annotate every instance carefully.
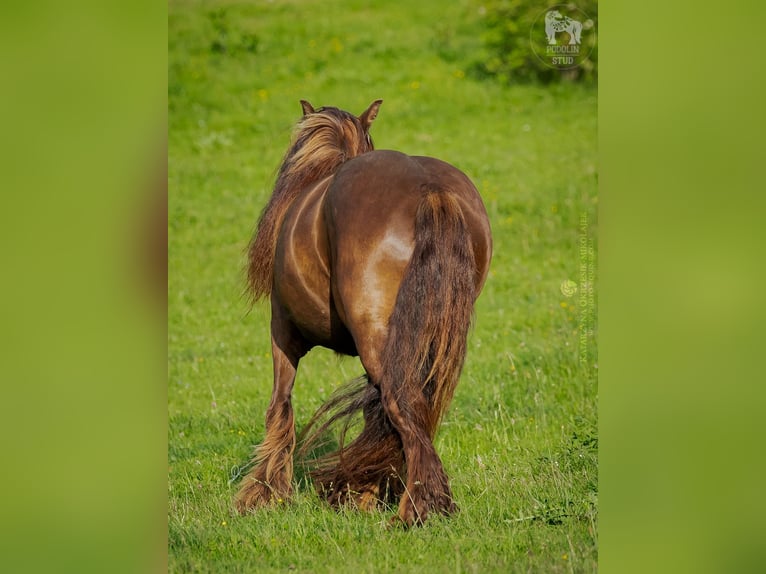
[246,107,373,302]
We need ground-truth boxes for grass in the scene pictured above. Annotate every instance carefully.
[169,0,597,571]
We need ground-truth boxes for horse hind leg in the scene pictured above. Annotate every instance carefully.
[345,340,409,510]
[235,308,306,513]
[380,380,456,526]
[368,318,456,525]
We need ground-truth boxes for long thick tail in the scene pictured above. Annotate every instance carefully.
[381,184,477,437]
[299,185,477,504]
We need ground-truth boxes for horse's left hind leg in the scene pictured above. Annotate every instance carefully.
[235,308,306,513]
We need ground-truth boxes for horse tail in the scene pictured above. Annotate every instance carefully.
[380,184,477,438]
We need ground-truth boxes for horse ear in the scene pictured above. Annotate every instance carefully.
[359,99,383,130]
[300,100,315,116]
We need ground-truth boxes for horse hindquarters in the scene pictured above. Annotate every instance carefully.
[304,185,477,523]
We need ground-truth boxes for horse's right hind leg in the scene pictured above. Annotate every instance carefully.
[235,307,306,513]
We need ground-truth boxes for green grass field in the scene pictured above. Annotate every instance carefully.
[169,0,597,571]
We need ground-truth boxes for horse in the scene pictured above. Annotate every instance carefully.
[234,100,492,526]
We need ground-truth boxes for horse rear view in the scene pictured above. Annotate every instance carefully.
[235,100,492,526]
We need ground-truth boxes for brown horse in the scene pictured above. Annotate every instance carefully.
[234,100,492,526]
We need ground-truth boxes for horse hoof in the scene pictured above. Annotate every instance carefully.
[388,513,416,528]
[234,479,290,514]
[395,497,425,527]
[393,491,457,526]
[355,487,381,512]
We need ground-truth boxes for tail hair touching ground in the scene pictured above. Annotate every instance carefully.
[298,184,477,506]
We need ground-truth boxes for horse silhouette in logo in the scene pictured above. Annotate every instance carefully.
[545,10,583,45]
